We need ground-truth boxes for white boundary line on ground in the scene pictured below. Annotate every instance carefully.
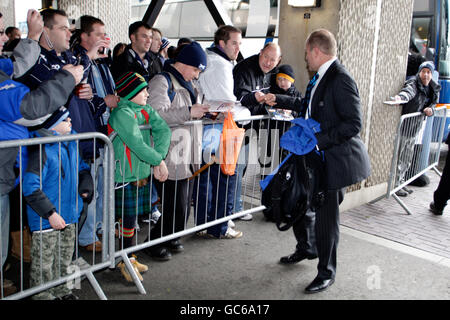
[341,226,450,269]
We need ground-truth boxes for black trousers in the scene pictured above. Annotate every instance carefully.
[149,179,194,245]
[292,188,345,280]
[433,151,450,210]
[8,184,28,232]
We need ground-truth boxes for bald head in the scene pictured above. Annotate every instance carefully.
[305,29,337,72]
[259,42,281,74]
[305,29,337,57]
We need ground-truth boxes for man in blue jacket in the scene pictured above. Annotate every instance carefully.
[1,9,83,297]
[19,8,104,253]
[70,14,119,253]
[20,9,99,162]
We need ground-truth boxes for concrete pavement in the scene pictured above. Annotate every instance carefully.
[76,198,450,301]
[73,145,450,302]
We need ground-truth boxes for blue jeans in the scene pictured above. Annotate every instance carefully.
[233,143,249,213]
[194,163,236,237]
[1,193,10,268]
[79,158,104,246]
[150,182,159,213]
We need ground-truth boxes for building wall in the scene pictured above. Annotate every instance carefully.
[58,0,130,47]
[0,0,15,27]
[365,0,414,187]
[278,0,340,91]
[279,0,414,209]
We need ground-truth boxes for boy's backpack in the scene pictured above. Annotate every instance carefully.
[261,151,326,231]
[160,71,175,102]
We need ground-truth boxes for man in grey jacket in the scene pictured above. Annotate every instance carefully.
[0,9,83,297]
[146,41,209,261]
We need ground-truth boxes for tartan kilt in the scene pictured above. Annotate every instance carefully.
[115,182,152,217]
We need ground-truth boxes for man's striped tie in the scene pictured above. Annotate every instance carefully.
[303,73,319,118]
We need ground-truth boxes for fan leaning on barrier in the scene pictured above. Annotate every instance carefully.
[260,118,326,231]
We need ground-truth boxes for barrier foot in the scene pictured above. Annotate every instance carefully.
[369,194,388,205]
[392,193,413,215]
[432,166,442,177]
[121,253,146,295]
[86,271,107,300]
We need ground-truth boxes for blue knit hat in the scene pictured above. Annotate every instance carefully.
[43,107,70,130]
[418,61,435,73]
[28,106,70,131]
[160,37,170,50]
[175,41,207,71]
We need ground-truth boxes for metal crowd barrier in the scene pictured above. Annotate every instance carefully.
[4,107,445,298]
[107,115,292,294]
[372,106,448,215]
[0,132,114,300]
[0,115,296,298]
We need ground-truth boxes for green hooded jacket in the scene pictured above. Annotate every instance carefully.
[108,99,171,183]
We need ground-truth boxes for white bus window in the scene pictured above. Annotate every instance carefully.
[151,0,219,39]
[131,0,279,57]
[222,0,278,38]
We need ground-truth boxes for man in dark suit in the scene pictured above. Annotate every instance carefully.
[429,134,450,215]
[279,29,371,294]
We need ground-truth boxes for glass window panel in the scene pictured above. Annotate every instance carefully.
[221,0,278,37]
[151,0,278,39]
[132,0,279,55]
[153,1,217,39]
[411,17,432,56]
[154,2,183,38]
[179,1,217,38]
[439,0,450,77]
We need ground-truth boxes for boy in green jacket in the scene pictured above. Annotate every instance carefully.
[108,72,171,282]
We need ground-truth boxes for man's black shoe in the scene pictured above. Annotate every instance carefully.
[395,189,408,197]
[304,277,335,294]
[279,251,317,264]
[144,246,172,261]
[54,293,79,300]
[169,240,184,253]
[402,186,413,194]
[429,202,443,215]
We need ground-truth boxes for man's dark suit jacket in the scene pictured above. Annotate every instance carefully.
[310,60,371,190]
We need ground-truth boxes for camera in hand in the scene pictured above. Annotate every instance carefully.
[99,47,109,55]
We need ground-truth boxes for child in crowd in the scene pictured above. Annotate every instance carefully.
[108,72,171,282]
[23,107,93,300]
[268,64,303,117]
[261,64,303,180]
